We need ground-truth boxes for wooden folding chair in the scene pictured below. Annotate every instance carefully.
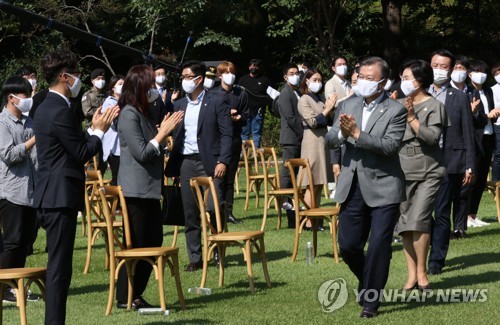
[286,158,340,263]
[486,180,500,223]
[98,186,186,315]
[0,268,46,325]
[190,176,271,293]
[260,147,294,231]
[83,170,123,274]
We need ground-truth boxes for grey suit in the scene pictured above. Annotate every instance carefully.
[117,104,164,199]
[326,93,406,311]
[116,104,164,303]
[326,94,407,206]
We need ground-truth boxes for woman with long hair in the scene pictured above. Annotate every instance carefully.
[115,64,183,308]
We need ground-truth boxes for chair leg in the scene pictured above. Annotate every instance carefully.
[254,182,261,209]
[258,238,272,288]
[261,196,270,232]
[106,262,116,315]
[276,196,282,230]
[291,213,302,261]
[235,169,240,195]
[244,180,251,210]
[171,254,186,310]
[83,228,93,274]
[157,256,166,311]
[244,240,255,293]
[331,216,340,263]
[312,219,318,257]
[126,262,134,310]
[219,244,226,287]
[16,278,27,325]
[0,283,4,325]
[200,247,210,289]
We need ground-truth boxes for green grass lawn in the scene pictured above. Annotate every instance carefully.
[4,184,500,324]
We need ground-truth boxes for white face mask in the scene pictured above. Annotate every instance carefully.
[384,79,393,91]
[470,72,487,85]
[93,79,106,90]
[155,75,166,85]
[203,78,215,89]
[307,81,322,93]
[335,65,348,76]
[11,94,33,113]
[451,70,467,84]
[401,79,419,97]
[182,76,201,94]
[114,84,123,95]
[28,79,37,89]
[287,74,300,86]
[433,69,450,85]
[65,73,82,98]
[351,85,360,96]
[495,75,500,84]
[222,73,236,86]
[147,88,159,103]
[357,78,385,98]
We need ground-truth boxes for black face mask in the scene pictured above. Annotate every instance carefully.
[250,68,259,74]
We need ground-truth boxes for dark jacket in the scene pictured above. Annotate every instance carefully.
[278,84,303,146]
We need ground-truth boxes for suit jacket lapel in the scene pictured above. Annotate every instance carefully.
[197,94,209,133]
[364,94,389,133]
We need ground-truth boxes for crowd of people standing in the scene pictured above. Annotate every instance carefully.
[0,48,499,323]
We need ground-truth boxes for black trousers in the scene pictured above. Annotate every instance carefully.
[337,177,399,310]
[469,134,494,214]
[107,154,120,186]
[429,173,463,268]
[0,199,36,268]
[116,198,163,302]
[180,158,224,264]
[280,145,301,192]
[37,207,78,325]
[223,136,243,216]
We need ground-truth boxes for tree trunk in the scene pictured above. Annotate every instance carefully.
[382,0,403,80]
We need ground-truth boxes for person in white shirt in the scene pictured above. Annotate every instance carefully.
[324,56,351,105]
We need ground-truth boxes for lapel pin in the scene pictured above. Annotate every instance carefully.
[449,91,453,95]
[380,109,384,113]
[424,107,428,111]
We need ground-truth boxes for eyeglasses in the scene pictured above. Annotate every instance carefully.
[180,75,200,81]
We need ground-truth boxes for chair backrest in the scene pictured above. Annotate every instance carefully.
[190,177,224,236]
[285,158,316,209]
[242,140,259,175]
[84,170,105,222]
[259,147,280,185]
[85,155,100,171]
[98,186,130,252]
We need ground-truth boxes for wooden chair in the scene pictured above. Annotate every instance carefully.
[82,156,111,236]
[190,176,271,293]
[242,140,263,210]
[485,180,500,223]
[83,170,123,274]
[260,147,294,231]
[98,186,186,315]
[0,268,46,325]
[286,158,340,263]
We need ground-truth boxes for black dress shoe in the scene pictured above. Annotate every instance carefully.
[116,297,153,309]
[227,214,243,224]
[185,261,203,272]
[213,248,220,267]
[359,307,378,318]
[451,230,468,240]
[428,264,442,275]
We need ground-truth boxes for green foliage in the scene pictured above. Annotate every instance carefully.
[262,110,281,154]
[194,29,242,52]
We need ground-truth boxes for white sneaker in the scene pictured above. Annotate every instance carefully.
[467,218,479,228]
[282,202,293,211]
[474,217,490,227]
[329,190,336,199]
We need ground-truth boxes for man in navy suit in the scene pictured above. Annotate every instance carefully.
[428,49,476,275]
[33,50,117,325]
[166,61,232,272]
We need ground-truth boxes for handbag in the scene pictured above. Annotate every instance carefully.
[162,178,185,226]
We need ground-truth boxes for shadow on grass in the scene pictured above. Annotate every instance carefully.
[445,252,499,272]
[142,320,214,325]
[70,283,109,295]
[470,227,500,237]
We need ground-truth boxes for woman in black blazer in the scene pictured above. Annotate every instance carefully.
[115,64,183,309]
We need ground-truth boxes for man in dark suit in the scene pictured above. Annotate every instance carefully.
[277,63,303,226]
[33,50,117,325]
[428,49,476,275]
[326,57,407,318]
[166,61,232,272]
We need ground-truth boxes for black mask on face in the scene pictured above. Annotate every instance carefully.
[250,67,259,74]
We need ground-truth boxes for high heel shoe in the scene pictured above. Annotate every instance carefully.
[402,282,417,291]
[417,283,431,291]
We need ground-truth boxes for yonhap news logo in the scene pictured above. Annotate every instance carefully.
[318,278,488,313]
[317,278,349,312]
